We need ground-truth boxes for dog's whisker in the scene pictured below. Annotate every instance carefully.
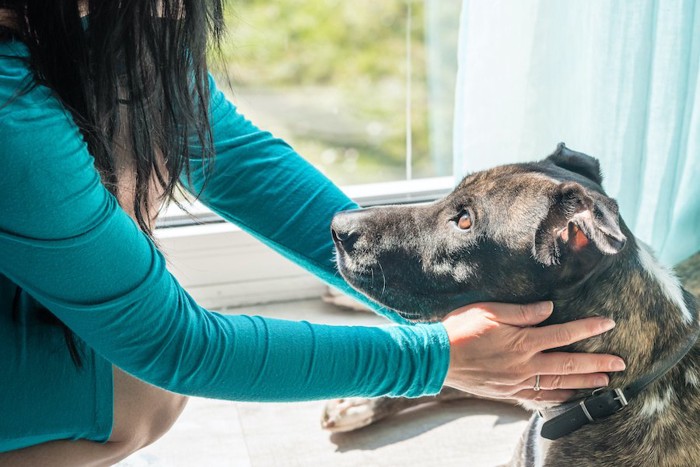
[377,261,387,298]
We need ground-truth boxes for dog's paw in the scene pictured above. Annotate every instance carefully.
[320,397,379,433]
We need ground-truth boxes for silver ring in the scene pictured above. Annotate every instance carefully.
[534,374,541,391]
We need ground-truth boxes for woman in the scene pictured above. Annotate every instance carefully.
[0,1,624,465]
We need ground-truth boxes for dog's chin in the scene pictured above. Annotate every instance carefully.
[519,399,565,412]
[338,271,451,322]
[393,308,445,323]
[338,271,513,323]
[337,262,501,322]
[367,291,448,323]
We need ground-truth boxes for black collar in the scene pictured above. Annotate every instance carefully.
[539,324,700,441]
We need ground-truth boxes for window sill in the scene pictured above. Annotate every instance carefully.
[155,177,454,309]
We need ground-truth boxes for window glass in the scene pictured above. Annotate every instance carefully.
[215,0,461,185]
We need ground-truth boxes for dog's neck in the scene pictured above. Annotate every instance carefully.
[550,238,699,399]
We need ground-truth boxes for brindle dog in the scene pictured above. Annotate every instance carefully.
[325,144,700,466]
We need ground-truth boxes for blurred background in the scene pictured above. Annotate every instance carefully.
[214,0,461,185]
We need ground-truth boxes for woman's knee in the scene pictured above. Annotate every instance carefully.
[109,366,188,452]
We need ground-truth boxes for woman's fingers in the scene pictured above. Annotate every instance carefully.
[531,351,626,378]
[513,389,576,403]
[525,317,616,352]
[521,373,610,391]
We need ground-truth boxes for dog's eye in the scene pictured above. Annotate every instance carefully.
[457,211,472,230]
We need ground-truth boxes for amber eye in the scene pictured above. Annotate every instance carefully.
[457,210,472,230]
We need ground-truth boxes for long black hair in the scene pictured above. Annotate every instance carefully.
[1,0,225,366]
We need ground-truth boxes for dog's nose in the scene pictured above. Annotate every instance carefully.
[331,210,366,253]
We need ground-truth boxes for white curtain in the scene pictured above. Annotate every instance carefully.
[453,0,699,265]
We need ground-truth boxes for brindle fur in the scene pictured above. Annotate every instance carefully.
[329,145,700,466]
[321,253,699,434]
[677,252,700,298]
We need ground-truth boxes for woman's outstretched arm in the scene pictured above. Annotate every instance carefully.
[181,74,408,324]
[0,42,449,401]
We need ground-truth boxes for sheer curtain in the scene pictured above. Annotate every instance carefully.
[453,0,699,265]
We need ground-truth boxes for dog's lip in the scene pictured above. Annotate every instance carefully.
[396,311,443,323]
[340,275,459,322]
[338,263,496,321]
[395,310,426,320]
[337,271,435,316]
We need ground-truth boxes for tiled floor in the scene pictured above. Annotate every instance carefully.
[117,299,530,467]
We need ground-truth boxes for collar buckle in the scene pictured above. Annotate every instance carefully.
[590,386,628,412]
[613,387,629,409]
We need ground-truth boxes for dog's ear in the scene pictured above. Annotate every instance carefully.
[534,181,626,266]
[546,142,603,185]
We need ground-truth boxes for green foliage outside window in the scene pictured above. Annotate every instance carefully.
[213,0,434,184]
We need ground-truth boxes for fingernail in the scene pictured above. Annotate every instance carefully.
[594,376,609,387]
[610,359,626,371]
[535,301,553,316]
[600,319,616,332]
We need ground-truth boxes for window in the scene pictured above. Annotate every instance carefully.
[157,1,462,307]
[160,0,461,227]
[217,0,461,185]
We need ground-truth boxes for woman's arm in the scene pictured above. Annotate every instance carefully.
[0,44,449,401]
[181,74,407,324]
[174,76,626,403]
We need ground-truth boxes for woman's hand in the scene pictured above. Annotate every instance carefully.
[441,301,625,403]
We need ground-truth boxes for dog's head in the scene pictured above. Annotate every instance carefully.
[332,143,628,322]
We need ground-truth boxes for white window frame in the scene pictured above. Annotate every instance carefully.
[155,177,453,310]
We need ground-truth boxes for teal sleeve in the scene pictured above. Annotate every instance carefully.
[0,44,449,400]
[183,74,411,324]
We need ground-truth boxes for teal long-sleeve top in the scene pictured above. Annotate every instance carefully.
[0,39,450,401]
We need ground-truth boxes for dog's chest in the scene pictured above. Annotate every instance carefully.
[515,415,551,467]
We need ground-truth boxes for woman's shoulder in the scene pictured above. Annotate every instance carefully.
[0,42,83,175]
[0,41,69,129]
[0,40,54,100]
[0,38,30,80]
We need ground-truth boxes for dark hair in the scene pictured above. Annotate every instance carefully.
[2,0,225,366]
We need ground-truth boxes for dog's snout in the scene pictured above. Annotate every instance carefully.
[331,210,368,253]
